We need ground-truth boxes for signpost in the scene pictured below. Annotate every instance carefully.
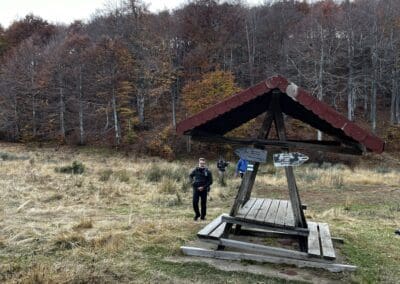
[234,147,267,163]
[273,152,309,167]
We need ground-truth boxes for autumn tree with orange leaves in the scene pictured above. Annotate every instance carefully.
[182,70,240,116]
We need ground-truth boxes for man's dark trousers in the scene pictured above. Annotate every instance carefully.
[193,188,207,219]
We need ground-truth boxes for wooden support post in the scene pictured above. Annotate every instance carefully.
[243,111,274,203]
[272,93,306,228]
[229,111,274,217]
[222,106,275,243]
[272,91,307,251]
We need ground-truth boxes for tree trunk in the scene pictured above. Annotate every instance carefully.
[391,71,397,125]
[32,93,36,137]
[172,91,176,127]
[136,91,145,125]
[78,67,85,145]
[13,94,19,141]
[112,86,120,146]
[370,21,378,133]
[390,29,398,125]
[317,25,324,141]
[347,30,355,121]
[104,102,110,131]
[31,63,36,138]
[364,75,368,118]
[59,85,65,141]
[245,18,255,85]
[396,88,400,124]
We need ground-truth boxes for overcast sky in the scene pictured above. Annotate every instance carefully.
[0,0,263,29]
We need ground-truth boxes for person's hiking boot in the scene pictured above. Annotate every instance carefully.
[395,229,400,235]
[194,215,200,221]
[200,217,206,221]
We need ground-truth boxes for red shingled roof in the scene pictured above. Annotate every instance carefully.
[176,75,385,153]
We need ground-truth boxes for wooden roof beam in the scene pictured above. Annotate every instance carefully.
[191,134,363,156]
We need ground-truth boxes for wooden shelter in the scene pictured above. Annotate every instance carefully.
[176,75,384,272]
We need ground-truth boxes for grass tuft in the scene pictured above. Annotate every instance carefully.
[73,218,93,230]
[98,169,113,181]
[115,170,130,183]
[0,151,29,161]
[53,232,86,250]
[55,161,85,174]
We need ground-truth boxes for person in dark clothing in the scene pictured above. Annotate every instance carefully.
[189,158,213,221]
[216,157,229,185]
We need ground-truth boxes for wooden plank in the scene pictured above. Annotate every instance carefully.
[245,198,264,219]
[265,199,280,224]
[197,214,224,237]
[255,198,272,222]
[307,221,321,257]
[180,246,357,272]
[318,223,336,259]
[284,202,295,227]
[209,222,227,239]
[236,198,257,217]
[219,238,310,260]
[275,200,288,226]
[222,215,309,237]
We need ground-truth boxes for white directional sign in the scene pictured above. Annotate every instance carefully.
[234,147,267,163]
[273,152,309,167]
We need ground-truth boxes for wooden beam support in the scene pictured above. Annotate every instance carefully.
[221,215,309,236]
[180,246,357,272]
[243,111,275,203]
[272,93,307,228]
[191,135,363,155]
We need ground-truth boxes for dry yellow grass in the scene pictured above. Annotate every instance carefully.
[0,142,399,283]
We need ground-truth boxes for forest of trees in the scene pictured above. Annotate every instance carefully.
[0,0,399,155]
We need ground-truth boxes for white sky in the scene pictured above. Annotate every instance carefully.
[0,0,263,29]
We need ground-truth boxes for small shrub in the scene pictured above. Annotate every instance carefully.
[0,152,29,161]
[180,179,191,192]
[375,166,391,174]
[319,162,333,169]
[152,194,182,207]
[98,169,113,181]
[54,232,86,250]
[55,161,85,174]
[73,218,93,230]
[147,165,163,182]
[299,171,319,183]
[89,233,124,252]
[344,196,353,211]
[115,170,130,183]
[159,177,178,194]
[146,165,185,182]
[330,171,344,188]
[42,193,63,203]
[332,163,348,171]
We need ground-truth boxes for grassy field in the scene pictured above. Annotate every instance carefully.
[0,142,399,283]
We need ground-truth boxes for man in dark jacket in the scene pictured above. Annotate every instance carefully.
[189,158,213,221]
[216,157,229,185]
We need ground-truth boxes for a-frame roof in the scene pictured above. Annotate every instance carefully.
[176,75,384,153]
